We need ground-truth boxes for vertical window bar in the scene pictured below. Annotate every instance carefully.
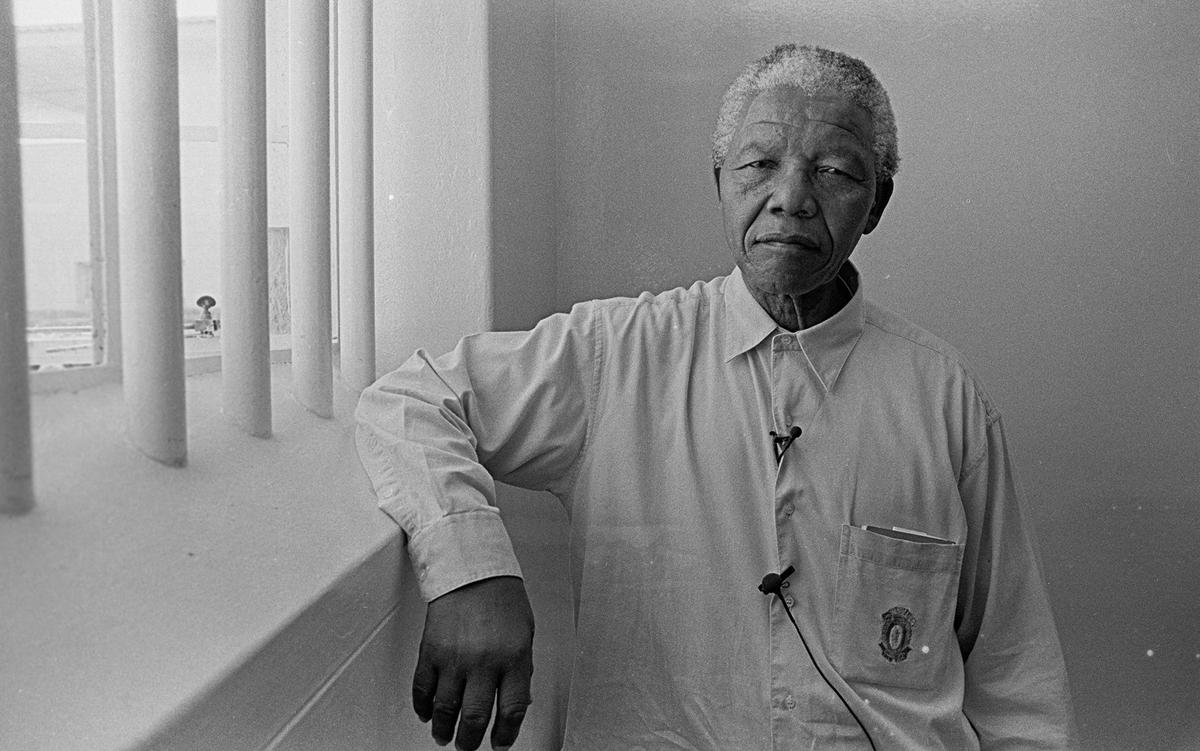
[83,0,119,370]
[219,0,271,437]
[337,0,374,392]
[112,2,187,465]
[328,0,338,353]
[289,0,332,417]
[0,0,33,514]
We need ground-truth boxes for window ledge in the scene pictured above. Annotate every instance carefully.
[0,364,402,750]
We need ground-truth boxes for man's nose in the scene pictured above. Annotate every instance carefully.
[768,168,818,218]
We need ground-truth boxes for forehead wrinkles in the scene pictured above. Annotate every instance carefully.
[737,89,873,148]
[732,118,868,156]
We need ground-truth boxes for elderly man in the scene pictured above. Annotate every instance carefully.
[357,44,1078,750]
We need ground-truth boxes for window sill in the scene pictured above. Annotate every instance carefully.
[0,364,402,749]
[27,336,300,396]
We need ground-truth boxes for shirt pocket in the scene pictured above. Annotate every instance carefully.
[832,523,964,690]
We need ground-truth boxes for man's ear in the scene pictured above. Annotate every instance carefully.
[863,178,893,235]
[713,167,722,200]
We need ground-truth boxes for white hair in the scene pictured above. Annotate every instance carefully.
[712,44,899,182]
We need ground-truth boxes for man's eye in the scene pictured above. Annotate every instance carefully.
[738,160,774,170]
[817,165,861,181]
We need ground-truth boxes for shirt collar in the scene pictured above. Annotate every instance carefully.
[722,265,780,363]
[723,263,866,391]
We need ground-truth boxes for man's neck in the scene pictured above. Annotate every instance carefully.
[750,277,850,332]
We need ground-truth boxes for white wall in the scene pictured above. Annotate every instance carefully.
[372,0,494,370]
[488,0,558,332]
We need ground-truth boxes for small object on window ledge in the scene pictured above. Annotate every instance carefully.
[193,295,219,338]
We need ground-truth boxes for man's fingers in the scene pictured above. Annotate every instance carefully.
[430,675,466,746]
[416,578,535,747]
[412,645,438,723]
[453,677,498,751]
[490,670,532,750]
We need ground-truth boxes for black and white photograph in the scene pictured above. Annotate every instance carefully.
[2,1,1197,749]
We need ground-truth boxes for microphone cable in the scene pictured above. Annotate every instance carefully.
[759,568,878,751]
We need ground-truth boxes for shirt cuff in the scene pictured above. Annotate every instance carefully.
[407,508,524,601]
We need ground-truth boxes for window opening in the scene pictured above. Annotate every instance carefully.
[15,0,94,371]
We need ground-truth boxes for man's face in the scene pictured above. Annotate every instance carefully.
[718,86,889,299]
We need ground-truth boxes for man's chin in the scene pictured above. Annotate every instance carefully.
[740,263,832,298]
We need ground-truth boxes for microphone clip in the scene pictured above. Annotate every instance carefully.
[758,565,796,596]
[770,426,802,464]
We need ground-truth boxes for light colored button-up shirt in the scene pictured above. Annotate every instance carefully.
[355,265,1078,750]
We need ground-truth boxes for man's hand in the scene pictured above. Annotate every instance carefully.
[414,576,534,750]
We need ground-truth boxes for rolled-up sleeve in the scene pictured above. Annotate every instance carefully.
[956,414,1080,750]
[355,303,598,601]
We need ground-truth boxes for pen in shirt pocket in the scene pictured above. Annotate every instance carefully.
[861,524,957,545]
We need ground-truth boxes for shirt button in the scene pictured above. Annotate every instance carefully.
[784,694,797,710]
[784,504,795,517]
[784,595,795,608]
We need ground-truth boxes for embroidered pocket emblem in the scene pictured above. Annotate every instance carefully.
[879,606,917,663]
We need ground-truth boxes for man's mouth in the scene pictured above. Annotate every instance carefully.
[754,232,820,249]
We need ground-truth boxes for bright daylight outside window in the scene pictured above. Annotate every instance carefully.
[16,1,93,371]
[18,0,294,374]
